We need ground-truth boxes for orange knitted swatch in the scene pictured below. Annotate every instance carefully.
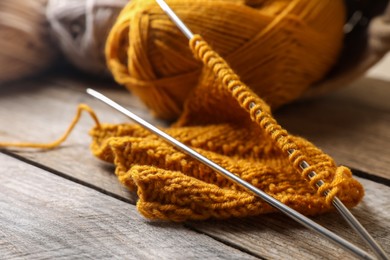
[89,123,363,221]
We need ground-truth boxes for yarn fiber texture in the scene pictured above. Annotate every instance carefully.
[89,122,363,221]
[89,33,364,221]
[0,0,56,84]
[46,0,128,75]
[106,0,346,120]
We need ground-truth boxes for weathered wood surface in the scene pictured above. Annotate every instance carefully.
[1,148,389,259]
[186,177,390,259]
[0,75,389,259]
[0,153,256,259]
[1,154,389,260]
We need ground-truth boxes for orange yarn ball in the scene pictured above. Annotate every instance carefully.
[106,0,346,119]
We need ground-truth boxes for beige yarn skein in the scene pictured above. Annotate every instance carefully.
[46,0,128,76]
[0,0,56,84]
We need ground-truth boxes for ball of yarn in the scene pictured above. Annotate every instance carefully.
[46,0,128,75]
[0,0,56,84]
[106,0,346,119]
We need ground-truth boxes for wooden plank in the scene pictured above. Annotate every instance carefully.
[0,153,257,259]
[3,155,386,260]
[276,77,390,180]
[185,177,390,259]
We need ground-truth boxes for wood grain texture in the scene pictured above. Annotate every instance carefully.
[277,77,390,180]
[1,155,388,260]
[0,153,256,260]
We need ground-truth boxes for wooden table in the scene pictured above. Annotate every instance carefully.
[0,72,389,259]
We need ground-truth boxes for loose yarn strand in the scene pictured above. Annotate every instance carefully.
[0,104,101,149]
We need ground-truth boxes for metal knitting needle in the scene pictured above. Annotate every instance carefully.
[154,1,389,259]
[87,88,373,260]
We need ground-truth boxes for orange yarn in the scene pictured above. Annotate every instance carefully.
[0,104,101,149]
[106,0,346,119]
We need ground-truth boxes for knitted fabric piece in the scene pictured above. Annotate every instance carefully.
[89,123,363,221]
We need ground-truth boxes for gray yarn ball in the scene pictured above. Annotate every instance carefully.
[46,0,128,76]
